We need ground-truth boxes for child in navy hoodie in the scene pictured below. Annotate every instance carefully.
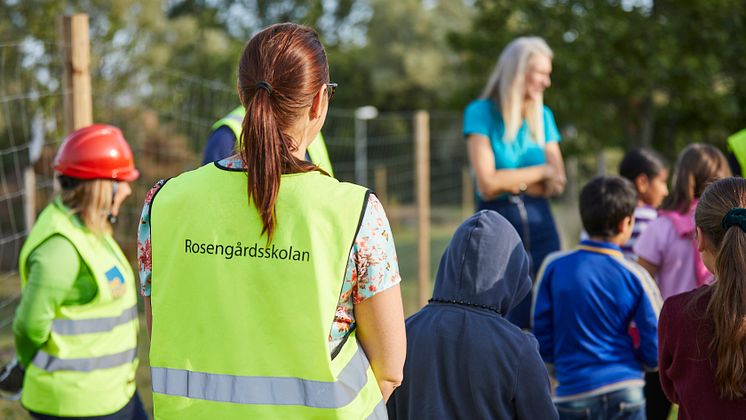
[533,176,663,419]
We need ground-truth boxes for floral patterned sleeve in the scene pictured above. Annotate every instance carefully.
[137,179,166,297]
[329,194,401,350]
[350,194,401,301]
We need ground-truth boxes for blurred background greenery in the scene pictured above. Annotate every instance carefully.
[0,1,741,417]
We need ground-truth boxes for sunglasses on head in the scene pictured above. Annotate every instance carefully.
[326,83,338,100]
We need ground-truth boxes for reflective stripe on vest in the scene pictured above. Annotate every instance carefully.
[32,347,137,372]
[152,346,370,408]
[368,400,387,420]
[51,304,137,335]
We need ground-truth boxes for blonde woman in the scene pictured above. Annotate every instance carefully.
[12,125,146,419]
[464,36,565,329]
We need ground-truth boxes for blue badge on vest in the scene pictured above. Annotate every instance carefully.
[105,266,126,298]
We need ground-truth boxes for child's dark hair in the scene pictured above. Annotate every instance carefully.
[662,143,730,213]
[619,147,667,182]
[580,176,638,238]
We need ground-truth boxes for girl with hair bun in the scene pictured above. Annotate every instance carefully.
[658,177,746,419]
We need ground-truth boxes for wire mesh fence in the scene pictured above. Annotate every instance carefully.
[0,34,482,350]
[0,30,604,372]
[0,41,69,371]
[0,30,604,418]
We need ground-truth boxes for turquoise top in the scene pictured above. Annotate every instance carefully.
[463,99,561,169]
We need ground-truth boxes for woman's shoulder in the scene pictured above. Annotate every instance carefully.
[542,104,556,117]
[465,98,498,118]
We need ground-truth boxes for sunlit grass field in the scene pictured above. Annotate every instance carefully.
[0,221,458,419]
[0,205,678,419]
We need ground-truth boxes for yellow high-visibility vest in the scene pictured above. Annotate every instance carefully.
[727,128,746,174]
[149,163,384,419]
[18,199,138,417]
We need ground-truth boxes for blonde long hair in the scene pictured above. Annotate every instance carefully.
[480,36,553,145]
[60,178,114,236]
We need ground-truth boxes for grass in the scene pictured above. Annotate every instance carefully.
[0,205,679,419]
[0,220,458,418]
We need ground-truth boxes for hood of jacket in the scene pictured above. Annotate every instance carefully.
[430,210,532,315]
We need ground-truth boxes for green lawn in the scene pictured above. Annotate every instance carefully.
[0,208,679,419]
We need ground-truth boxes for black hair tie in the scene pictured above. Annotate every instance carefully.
[721,208,746,232]
[255,81,273,95]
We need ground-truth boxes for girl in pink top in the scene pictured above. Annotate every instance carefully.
[635,143,730,301]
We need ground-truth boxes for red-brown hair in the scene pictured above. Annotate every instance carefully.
[237,23,329,241]
[695,177,746,399]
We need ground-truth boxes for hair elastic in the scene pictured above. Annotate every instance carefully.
[255,81,273,95]
[721,207,746,232]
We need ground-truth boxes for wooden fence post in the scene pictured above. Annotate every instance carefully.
[23,167,36,230]
[462,167,474,220]
[374,165,387,207]
[60,13,92,133]
[415,111,430,308]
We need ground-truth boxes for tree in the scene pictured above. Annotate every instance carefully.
[449,0,746,156]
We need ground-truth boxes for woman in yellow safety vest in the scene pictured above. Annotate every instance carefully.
[138,23,406,419]
[12,124,146,419]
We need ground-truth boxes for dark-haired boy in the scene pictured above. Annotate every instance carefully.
[532,176,663,419]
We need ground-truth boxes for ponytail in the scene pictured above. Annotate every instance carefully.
[695,177,746,399]
[237,23,329,241]
[241,87,284,241]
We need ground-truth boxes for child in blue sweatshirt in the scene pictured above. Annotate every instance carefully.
[532,176,663,419]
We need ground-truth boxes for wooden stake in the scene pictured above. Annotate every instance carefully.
[60,14,92,133]
[374,165,387,207]
[415,111,430,308]
[23,167,36,230]
[462,167,474,220]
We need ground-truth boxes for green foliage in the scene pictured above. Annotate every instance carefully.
[328,0,472,111]
[449,0,746,157]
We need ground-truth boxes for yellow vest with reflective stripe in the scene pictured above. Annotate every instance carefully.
[18,200,138,417]
[149,164,385,419]
[212,106,335,176]
[727,128,746,174]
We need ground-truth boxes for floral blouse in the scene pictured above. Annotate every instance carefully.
[137,157,401,354]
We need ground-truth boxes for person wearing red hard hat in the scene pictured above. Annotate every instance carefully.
[6,124,147,419]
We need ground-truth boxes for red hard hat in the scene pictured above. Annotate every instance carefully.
[53,124,139,182]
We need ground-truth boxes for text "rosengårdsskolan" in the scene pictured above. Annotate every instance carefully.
[184,239,310,262]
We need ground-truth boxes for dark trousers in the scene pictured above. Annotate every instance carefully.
[478,194,561,329]
[29,390,148,420]
[645,371,672,420]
